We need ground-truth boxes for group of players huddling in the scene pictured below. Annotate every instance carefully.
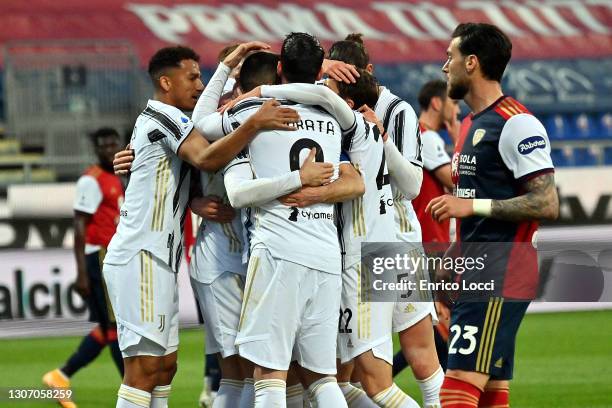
[103,22,559,408]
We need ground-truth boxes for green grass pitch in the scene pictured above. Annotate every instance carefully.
[1,310,611,407]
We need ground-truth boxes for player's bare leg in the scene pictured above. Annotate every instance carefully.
[253,366,287,407]
[150,352,177,408]
[353,351,418,408]
[118,355,162,407]
[286,365,304,407]
[295,365,347,407]
[440,369,489,407]
[336,360,377,407]
[212,354,245,408]
[238,357,255,408]
[398,315,444,407]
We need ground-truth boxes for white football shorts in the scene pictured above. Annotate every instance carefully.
[191,271,245,358]
[103,250,179,357]
[337,262,394,365]
[235,247,341,375]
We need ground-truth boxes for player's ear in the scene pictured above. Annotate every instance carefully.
[316,66,324,81]
[346,98,355,109]
[277,61,282,78]
[465,54,477,75]
[366,63,374,74]
[159,75,171,92]
[431,96,442,112]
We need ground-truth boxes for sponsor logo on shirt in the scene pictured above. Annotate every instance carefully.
[287,207,334,222]
[456,188,476,198]
[518,136,546,155]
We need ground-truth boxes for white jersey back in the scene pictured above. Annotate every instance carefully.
[339,113,397,268]
[105,100,193,272]
[375,87,423,242]
[222,98,343,274]
[190,171,246,284]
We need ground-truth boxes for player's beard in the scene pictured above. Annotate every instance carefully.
[448,77,469,100]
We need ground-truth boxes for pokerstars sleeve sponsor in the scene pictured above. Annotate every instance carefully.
[498,113,554,180]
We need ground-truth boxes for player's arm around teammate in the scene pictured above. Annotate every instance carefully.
[224,147,335,209]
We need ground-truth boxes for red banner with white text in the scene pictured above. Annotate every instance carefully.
[1,0,611,66]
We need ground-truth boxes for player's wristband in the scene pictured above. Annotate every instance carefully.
[472,199,492,217]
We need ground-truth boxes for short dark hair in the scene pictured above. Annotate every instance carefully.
[451,23,512,82]
[148,46,200,86]
[327,33,369,69]
[418,80,448,110]
[336,69,379,110]
[280,32,324,83]
[239,52,280,92]
[217,43,240,63]
[90,127,119,146]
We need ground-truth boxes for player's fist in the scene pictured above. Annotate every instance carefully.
[75,273,90,299]
[425,194,474,222]
[250,99,300,131]
[113,144,134,176]
[190,195,236,223]
[299,148,334,187]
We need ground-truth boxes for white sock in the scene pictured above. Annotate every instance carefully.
[308,377,348,408]
[286,383,304,408]
[254,379,286,408]
[372,383,419,408]
[239,378,255,408]
[339,382,378,408]
[416,366,444,408]
[351,382,363,390]
[151,384,171,408]
[213,379,244,408]
[116,384,151,408]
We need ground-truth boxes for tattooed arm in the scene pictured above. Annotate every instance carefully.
[491,172,559,221]
[425,172,559,222]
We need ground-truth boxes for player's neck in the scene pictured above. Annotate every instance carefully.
[419,111,441,132]
[464,79,503,115]
[153,91,174,107]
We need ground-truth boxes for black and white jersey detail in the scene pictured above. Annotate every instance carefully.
[340,117,397,268]
[219,98,345,274]
[105,99,193,272]
[375,87,423,242]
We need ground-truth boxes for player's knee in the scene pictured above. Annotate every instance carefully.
[355,353,392,395]
[124,357,162,390]
[219,355,242,380]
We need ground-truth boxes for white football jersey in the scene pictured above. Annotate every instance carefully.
[421,129,451,171]
[339,113,397,268]
[189,170,246,284]
[375,87,423,243]
[105,100,194,272]
[221,98,346,274]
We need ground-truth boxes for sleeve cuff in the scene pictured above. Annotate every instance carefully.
[219,62,232,75]
[517,168,555,184]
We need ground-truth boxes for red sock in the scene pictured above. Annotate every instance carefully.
[440,377,482,407]
[478,386,509,407]
[105,327,118,343]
